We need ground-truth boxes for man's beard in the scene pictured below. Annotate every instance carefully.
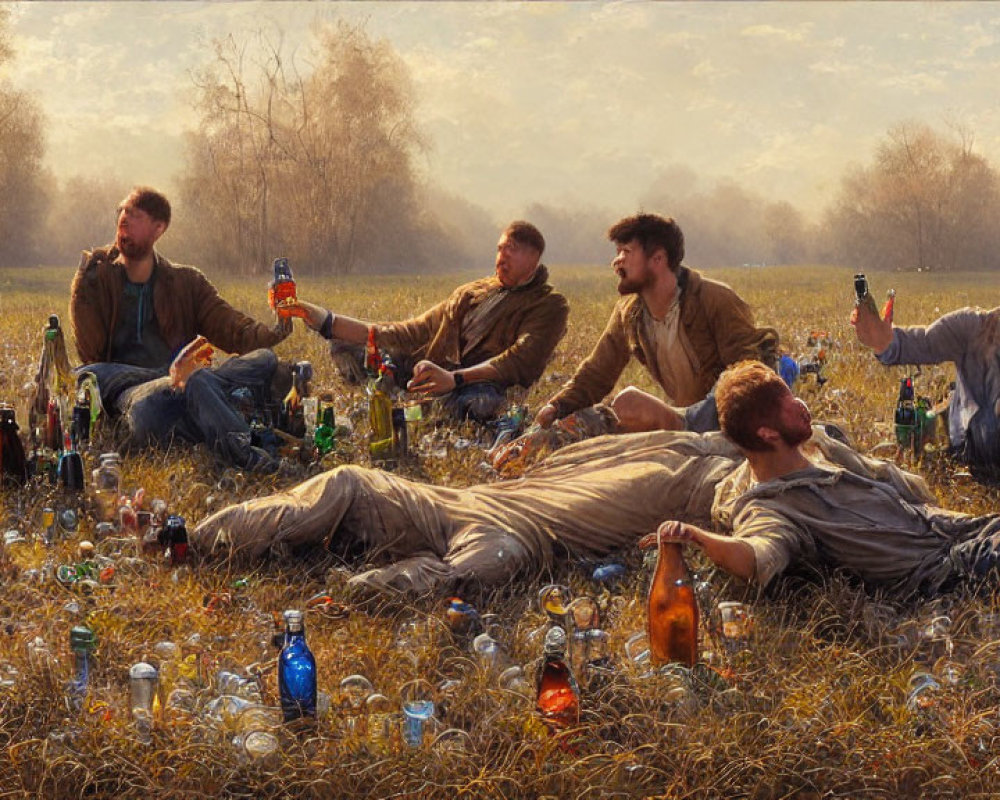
[779,420,812,448]
[117,235,153,261]
[616,271,650,295]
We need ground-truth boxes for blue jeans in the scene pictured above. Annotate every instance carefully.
[80,349,278,469]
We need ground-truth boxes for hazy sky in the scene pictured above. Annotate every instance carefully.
[6,2,1000,224]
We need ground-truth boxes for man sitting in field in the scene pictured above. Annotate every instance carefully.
[70,187,290,471]
[852,293,1000,481]
[534,213,779,434]
[645,361,1000,598]
[289,221,568,423]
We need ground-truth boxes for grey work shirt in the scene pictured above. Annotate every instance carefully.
[878,307,1000,468]
[712,429,999,595]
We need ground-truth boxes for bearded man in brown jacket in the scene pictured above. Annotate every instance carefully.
[535,213,778,435]
[291,221,568,422]
[70,187,290,471]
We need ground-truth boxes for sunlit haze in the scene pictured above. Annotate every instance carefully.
[8,1,1000,226]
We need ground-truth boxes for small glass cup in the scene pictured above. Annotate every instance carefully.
[718,601,751,653]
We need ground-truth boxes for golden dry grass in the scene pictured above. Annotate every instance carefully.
[1,263,1000,799]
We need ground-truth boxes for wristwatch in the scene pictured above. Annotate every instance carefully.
[452,371,465,390]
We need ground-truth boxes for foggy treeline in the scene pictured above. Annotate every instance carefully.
[2,12,999,275]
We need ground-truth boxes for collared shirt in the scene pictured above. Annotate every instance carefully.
[641,294,701,405]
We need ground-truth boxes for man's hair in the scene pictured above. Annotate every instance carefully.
[607,213,684,271]
[504,220,545,256]
[716,360,790,451]
[127,186,172,227]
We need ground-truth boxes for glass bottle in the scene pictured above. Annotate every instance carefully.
[313,406,336,456]
[268,257,300,317]
[368,367,394,461]
[0,404,28,487]
[58,431,85,497]
[278,609,317,723]
[535,625,580,733]
[400,679,435,748]
[92,452,122,524]
[130,662,158,743]
[68,625,96,704]
[647,535,699,667]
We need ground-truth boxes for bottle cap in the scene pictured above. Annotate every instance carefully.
[69,625,96,652]
[283,609,304,632]
[543,625,567,656]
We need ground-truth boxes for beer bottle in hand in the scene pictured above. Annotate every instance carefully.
[647,532,698,667]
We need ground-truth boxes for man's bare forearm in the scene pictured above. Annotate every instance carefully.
[689,525,757,582]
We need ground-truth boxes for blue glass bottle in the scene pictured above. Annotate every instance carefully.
[68,625,96,706]
[278,609,317,723]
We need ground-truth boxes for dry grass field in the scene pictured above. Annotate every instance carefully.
[1,262,1000,799]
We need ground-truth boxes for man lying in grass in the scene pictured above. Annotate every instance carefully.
[643,360,1000,597]
[192,371,948,600]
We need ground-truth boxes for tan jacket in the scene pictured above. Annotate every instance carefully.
[70,246,288,365]
[549,266,778,416]
[374,265,569,388]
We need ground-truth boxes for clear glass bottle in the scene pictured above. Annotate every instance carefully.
[92,452,122,524]
[278,609,317,723]
[129,662,159,744]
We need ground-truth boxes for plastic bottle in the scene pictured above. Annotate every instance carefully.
[92,453,122,524]
[68,625,96,704]
[647,534,699,667]
[278,609,317,723]
[535,625,580,733]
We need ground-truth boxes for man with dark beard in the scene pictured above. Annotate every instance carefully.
[69,187,290,470]
[643,361,1000,598]
[534,213,778,434]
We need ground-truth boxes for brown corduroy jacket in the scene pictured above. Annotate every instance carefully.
[69,246,288,365]
[549,266,779,416]
[373,264,569,389]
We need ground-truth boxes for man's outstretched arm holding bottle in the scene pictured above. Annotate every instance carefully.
[286,298,503,395]
[638,520,757,583]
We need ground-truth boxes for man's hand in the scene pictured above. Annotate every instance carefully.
[850,297,894,355]
[638,520,698,550]
[407,360,456,396]
[170,335,215,390]
[281,299,329,330]
[534,403,558,429]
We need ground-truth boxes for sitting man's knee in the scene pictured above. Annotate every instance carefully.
[611,386,682,432]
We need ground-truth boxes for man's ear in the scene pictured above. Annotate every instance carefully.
[756,425,781,448]
[153,221,168,241]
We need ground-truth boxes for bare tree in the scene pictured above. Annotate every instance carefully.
[174,21,430,276]
[825,121,1000,272]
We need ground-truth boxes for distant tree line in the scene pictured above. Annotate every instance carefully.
[0,12,998,274]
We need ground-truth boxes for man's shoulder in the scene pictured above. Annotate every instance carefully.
[154,254,212,287]
[681,266,741,300]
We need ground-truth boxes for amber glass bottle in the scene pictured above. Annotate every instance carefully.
[647,536,699,667]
